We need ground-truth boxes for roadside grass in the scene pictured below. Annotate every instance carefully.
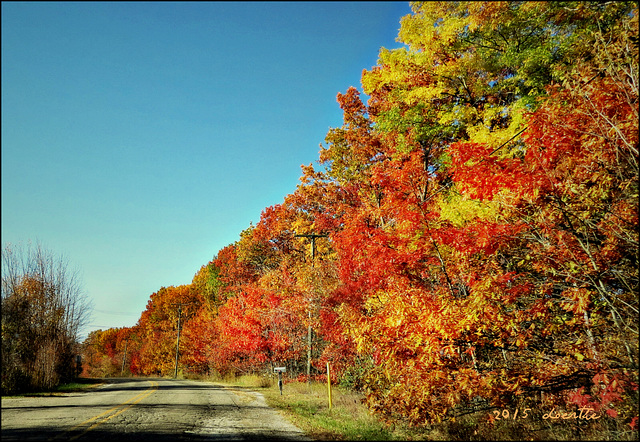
[199,374,639,441]
[55,378,105,392]
[1,378,104,398]
[261,380,395,440]
[209,374,428,441]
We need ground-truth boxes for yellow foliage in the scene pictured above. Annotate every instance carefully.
[438,192,501,227]
[402,85,445,105]
[466,102,528,152]
[439,104,478,126]
[361,48,414,95]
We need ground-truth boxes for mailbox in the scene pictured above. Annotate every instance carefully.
[274,367,286,395]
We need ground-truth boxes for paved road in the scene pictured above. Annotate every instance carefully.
[1,378,310,441]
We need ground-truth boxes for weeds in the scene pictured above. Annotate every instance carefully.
[208,374,423,440]
[203,374,639,441]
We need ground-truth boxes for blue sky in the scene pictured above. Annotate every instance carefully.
[1,1,411,338]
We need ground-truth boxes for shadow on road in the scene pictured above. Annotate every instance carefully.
[82,377,264,393]
[1,426,307,441]
[1,378,311,441]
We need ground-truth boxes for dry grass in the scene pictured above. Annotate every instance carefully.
[259,379,393,440]
[212,375,428,440]
[192,374,639,441]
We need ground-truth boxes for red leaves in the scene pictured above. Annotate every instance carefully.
[328,35,638,422]
[448,141,532,201]
[437,222,525,256]
[217,289,268,359]
[568,370,634,422]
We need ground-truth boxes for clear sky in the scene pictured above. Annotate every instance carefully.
[1,1,411,339]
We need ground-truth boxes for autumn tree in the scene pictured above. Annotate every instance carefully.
[293,0,638,427]
[2,242,91,393]
[134,285,201,376]
[81,327,135,377]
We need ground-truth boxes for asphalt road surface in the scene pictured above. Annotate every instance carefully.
[1,378,311,441]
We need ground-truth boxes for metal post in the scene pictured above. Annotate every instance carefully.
[174,305,182,379]
[307,313,312,389]
[327,362,333,409]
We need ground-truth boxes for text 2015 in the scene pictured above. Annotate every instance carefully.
[491,408,531,420]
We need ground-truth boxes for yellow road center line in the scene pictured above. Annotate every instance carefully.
[70,382,158,441]
[64,384,153,432]
[49,381,158,441]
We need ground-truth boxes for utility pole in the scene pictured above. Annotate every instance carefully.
[121,339,128,376]
[295,233,327,262]
[172,303,191,379]
[295,233,328,389]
